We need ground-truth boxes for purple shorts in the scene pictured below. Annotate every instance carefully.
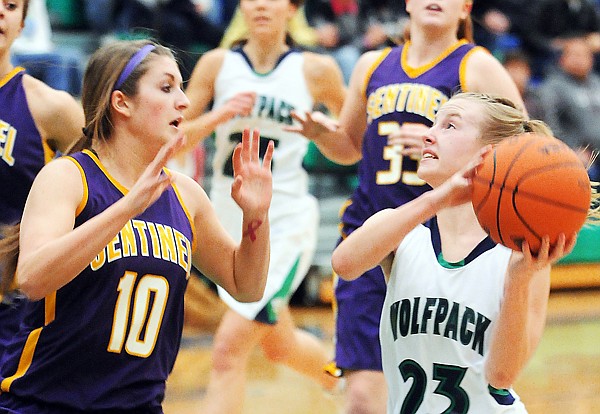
[333,249,387,372]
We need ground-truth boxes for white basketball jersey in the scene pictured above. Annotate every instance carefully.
[381,222,528,413]
[211,49,314,202]
[210,49,319,320]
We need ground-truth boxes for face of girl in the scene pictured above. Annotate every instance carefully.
[126,56,189,147]
[0,0,25,53]
[240,0,297,37]
[405,0,471,32]
[417,97,484,187]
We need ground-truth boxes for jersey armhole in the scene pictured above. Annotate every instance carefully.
[459,46,487,92]
[63,156,89,217]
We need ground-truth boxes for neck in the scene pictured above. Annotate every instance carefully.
[243,37,289,73]
[92,133,155,189]
[406,30,459,66]
[0,54,15,79]
[436,203,488,262]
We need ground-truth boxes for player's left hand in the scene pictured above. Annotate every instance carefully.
[231,128,273,216]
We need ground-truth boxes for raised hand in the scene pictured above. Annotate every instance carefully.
[510,232,578,279]
[220,91,256,122]
[124,134,186,216]
[231,128,273,215]
[286,110,339,141]
[435,145,492,209]
[387,123,428,157]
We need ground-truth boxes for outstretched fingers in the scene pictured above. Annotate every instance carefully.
[263,140,274,170]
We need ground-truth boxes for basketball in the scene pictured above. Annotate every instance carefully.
[472,133,591,252]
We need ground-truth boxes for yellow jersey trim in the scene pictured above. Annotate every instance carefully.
[401,39,469,79]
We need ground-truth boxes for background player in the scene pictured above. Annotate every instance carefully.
[0,0,83,360]
[0,39,273,412]
[182,0,346,411]
[288,0,525,412]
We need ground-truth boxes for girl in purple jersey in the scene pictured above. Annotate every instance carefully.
[289,0,525,412]
[0,0,83,363]
[0,39,273,413]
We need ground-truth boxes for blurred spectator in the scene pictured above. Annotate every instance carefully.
[530,0,600,75]
[538,37,600,180]
[471,0,541,61]
[83,0,225,79]
[502,49,545,119]
[359,0,408,51]
[11,0,84,96]
[304,0,361,83]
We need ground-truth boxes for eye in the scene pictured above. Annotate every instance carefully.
[161,83,173,93]
[6,2,18,11]
[446,122,456,130]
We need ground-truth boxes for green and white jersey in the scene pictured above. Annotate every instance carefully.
[210,48,318,321]
[381,219,527,413]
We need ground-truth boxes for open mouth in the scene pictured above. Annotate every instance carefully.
[170,117,182,128]
[422,150,438,160]
[425,4,442,12]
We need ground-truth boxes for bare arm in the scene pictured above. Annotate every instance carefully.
[17,135,186,301]
[23,75,84,153]
[485,234,576,389]
[185,129,273,302]
[333,148,489,280]
[464,49,527,116]
[289,50,383,165]
[182,49,256,153]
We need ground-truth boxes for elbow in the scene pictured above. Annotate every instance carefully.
[232,289,264,303]
[486,366,518,390]
[17,273,45,302]
[331,250,359,281]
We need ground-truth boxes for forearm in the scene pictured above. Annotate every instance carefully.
[485,268,550,388]
[332,190,440,280]
[231,214,270,302]
[312,128,362,165]
[182,109,232,152]
[17,199,136,301]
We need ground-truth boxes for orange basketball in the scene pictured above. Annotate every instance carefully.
[472,133,591,252]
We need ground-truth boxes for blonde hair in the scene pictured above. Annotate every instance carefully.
[450,91,600,222]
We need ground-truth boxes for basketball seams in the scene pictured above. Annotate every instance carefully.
[471,133,591,252]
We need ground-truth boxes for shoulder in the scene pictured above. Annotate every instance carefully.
[22,74,83,151]
[168,170,210,218]
[36,155,85,190]
[21,74,78,110]
[462,47,525,108]
[302,51,342,81]
[189,48,229,82]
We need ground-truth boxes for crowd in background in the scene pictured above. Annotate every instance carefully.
[12,0,600,180]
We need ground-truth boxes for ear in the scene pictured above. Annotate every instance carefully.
[287,3,298,21]
[111,90,132,118]
[463,1,473,17]
[405,0,411,14]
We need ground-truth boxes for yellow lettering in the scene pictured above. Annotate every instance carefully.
[146,223,161,259]
[121,221,137,257]
[174,229,190,272]
[107,234,122,263]
[132,220,150,257]
[382,85,400,116]
[91,248,106,271]
[0,121,16,166]
[156,224,177,263]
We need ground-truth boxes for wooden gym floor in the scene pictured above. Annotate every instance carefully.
[163,287,600,414]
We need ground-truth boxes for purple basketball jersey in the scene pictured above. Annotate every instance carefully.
[0,150,194,412]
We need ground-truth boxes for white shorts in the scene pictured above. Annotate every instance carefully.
[210,185,319,322]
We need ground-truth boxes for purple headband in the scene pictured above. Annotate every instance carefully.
[113,44,156,91]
